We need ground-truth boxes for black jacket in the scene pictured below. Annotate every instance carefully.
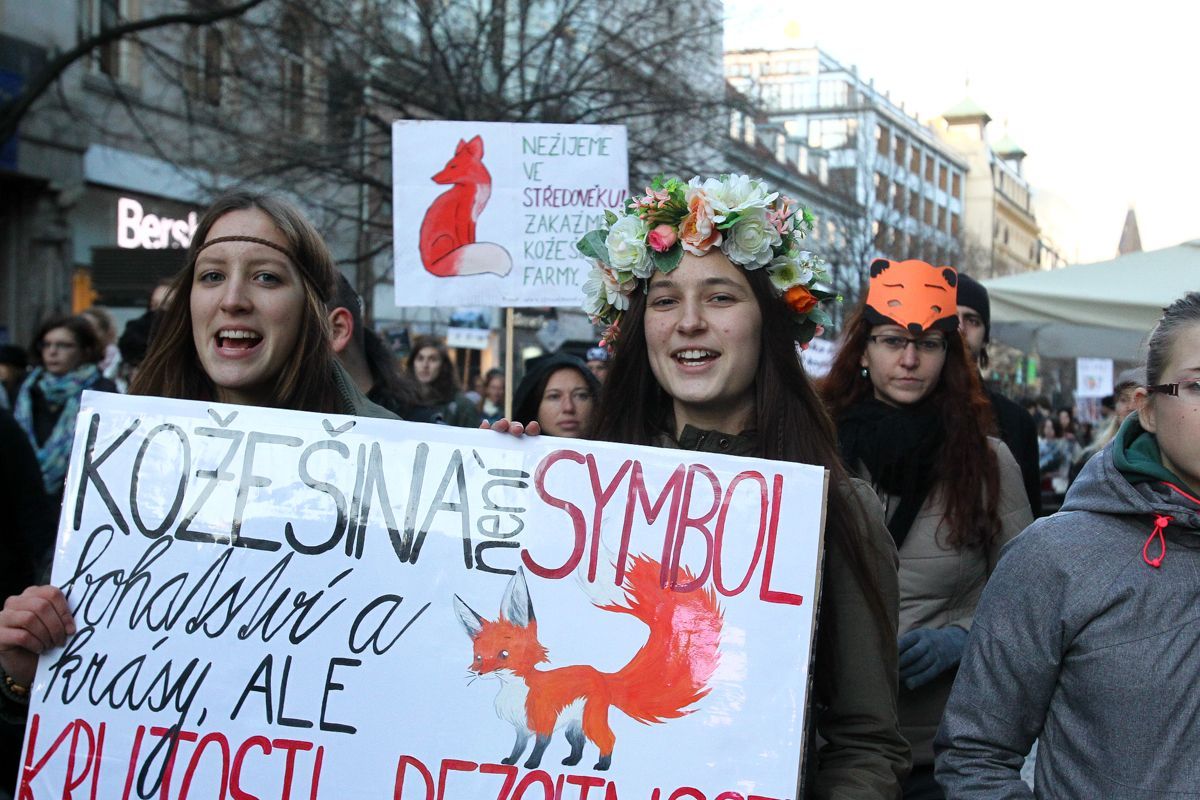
[987,388,1041,517]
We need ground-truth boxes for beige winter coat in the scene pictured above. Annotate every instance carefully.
[861,438,1033,766]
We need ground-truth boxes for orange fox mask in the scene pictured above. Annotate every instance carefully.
[864,258,959,335]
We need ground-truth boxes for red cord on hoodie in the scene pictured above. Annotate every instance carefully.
[1143,515,1173,568]
[1140,483,1198,569]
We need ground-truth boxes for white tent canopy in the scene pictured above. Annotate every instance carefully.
[982,240,1200,360]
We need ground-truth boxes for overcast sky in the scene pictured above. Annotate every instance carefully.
[724,0,1200,264]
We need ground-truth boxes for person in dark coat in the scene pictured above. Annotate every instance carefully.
[956,273,1042,516]
[325,272,428,421]
[0,407,55,799]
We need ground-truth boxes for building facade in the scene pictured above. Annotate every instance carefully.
[724,47,970,288]
[935,99,1044,278]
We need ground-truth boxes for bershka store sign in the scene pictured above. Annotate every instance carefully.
[117,196,198,249]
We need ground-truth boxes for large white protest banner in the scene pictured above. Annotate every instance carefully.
[392,120,628,308]
[18,391,826,800]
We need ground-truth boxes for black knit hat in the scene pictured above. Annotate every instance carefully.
[955,272,990,343]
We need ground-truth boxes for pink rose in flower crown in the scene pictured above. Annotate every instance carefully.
[678,194,722,255]
[647,224,678,253]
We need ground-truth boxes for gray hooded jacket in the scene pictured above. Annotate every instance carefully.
[934,420,1200,798]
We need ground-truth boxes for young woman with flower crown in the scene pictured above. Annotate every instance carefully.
[576,175,910,797]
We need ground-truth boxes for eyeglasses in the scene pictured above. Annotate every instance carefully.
[1148,379,1200,404]
[867,334,948,354]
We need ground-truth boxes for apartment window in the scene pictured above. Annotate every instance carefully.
[894,138,906,167]
[910,146,921,174]
[922,197,933,225]
[875,173,889,204]
[938,164,948,191]
[937,205,947,231]
[892,185,904,213]
[280,12,307,134]
[909,190,920,220]
[875,223,889,250]
[951,212,960,236]
[876,125,890,156]
[84,0,141,85]
[810,119,851,150]
[184,26,223,105]
[818,79,847,107]
[925,157,935,182]
[951,172,962,200]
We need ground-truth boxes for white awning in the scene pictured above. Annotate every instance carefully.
[982,240,1200,359]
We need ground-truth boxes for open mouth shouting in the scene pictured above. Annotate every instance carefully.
[673,348,720,368]
[215,328,264,355]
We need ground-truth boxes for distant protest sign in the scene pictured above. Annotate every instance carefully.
[392,120,628,308]
[19,391,826,800]
[1076,357,1114,398]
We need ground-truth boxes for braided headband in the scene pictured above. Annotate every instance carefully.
[190,234,331,302]
[193,235,296,261]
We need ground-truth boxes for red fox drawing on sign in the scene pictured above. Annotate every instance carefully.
[418,135,514,278]
[453,555,723,771]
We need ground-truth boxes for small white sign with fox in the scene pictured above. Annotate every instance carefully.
[20,391,827,800]
[392,120,629,308]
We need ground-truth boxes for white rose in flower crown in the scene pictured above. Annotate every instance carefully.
[605,215,652,278]
[767,252,815,291]
[723,207,782,267]
[692,174,777,222]
[583,265,634,319]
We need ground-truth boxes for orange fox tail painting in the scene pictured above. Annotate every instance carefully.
[452,555,723,772]
[418,135,514,278]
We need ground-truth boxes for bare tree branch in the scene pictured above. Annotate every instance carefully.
[0,0,270,143]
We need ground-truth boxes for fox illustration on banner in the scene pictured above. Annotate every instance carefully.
[418,135,514,278]
[453,555,723,772]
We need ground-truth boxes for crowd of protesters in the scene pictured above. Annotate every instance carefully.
[0,183,1196,800]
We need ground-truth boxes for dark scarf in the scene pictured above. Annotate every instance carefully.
[837,397,943,547]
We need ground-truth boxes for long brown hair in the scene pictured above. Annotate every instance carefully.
[407,335,461,405]
[823,304,1001,550]
[591,264,893,691]
[130,192,342,412]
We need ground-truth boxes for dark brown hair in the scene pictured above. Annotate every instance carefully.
[822,304,1001,550]
[407,335,461,405]
[591,265,893,692]
[30,315,104,368]
[130,192,342,412]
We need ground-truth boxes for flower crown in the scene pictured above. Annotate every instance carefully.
[578,174,837,348]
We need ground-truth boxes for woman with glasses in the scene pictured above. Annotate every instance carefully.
[821,259,1031,800]
[936,292,1200,797]
[13,316,117,504]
